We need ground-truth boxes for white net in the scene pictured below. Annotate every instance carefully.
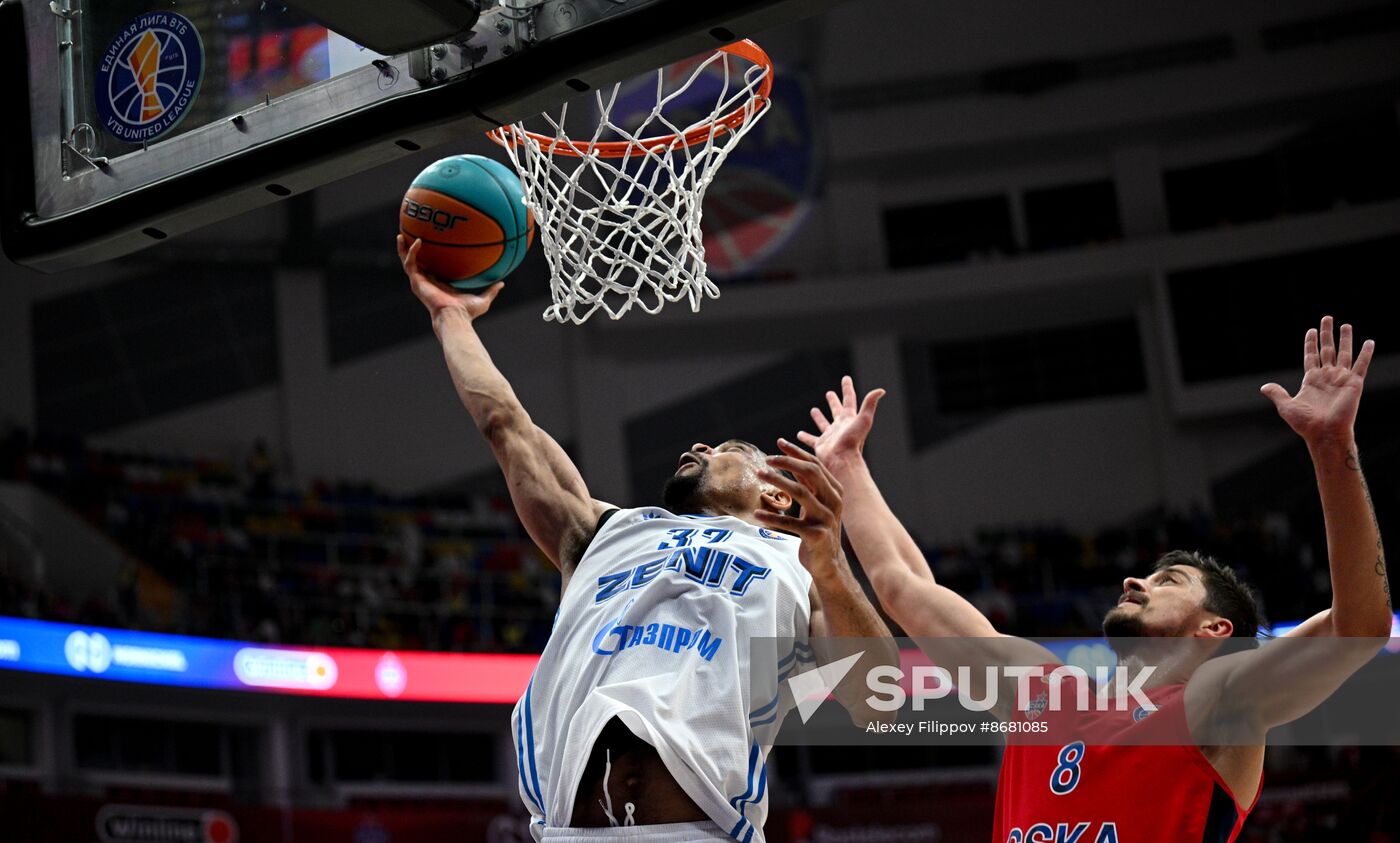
[491,42,772,324]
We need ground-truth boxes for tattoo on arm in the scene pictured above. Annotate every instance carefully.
[1348,450,1391,609]
[1378,556,1392,609]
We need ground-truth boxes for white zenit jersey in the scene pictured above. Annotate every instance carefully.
[511,507,814,843]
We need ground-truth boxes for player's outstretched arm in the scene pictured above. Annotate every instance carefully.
[800,378,1057,720]
[1192,317,1390,736]
[1263,317,1391,639]
[799,377,1005,639]
[400,236,612,579]
[754,439,897,727]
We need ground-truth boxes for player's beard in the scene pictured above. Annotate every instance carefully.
[662,464,708,514]
[1102,605,1147,639]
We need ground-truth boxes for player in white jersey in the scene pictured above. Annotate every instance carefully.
[400,236,895,843]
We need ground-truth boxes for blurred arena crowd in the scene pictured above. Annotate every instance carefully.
[5,421,1390,650]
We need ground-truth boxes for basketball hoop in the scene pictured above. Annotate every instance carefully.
[488,40,774,324]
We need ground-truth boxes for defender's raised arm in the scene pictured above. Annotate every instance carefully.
[802,377,1021,641]
[1193,317,1390,742]
[1260,316,1390,639]
[800,376,1057,715]
[755,438,898,727]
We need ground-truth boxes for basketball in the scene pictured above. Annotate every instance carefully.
[399,154,535,290]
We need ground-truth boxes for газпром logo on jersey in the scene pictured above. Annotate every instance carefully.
[95,12,204,143]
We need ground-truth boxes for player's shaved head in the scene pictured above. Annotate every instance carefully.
[661,439,800,517]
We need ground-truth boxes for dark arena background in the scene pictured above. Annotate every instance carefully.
[2,0,1399,841]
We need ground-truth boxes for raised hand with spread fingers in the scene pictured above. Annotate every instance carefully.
[1260,315,1374,447]
[797,375,885,472]
[1256,316,1388,635]
[753,437,898,728]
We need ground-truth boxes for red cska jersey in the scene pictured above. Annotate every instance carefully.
[993,668,1260,843]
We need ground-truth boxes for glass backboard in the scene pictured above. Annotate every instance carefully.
[2,0,841,273]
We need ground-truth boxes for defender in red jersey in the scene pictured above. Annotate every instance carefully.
[992,664,1250,842]
[798,317,1390,842]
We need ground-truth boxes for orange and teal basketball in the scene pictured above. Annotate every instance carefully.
[399,155,535,289]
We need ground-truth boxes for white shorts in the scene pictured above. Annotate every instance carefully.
[541,821,733,842]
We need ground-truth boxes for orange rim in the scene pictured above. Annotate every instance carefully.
[487,40,773,159]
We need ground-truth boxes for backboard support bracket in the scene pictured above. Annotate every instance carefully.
[60,140,107,176]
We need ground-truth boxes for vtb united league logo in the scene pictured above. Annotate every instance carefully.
[95,12,204,143]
